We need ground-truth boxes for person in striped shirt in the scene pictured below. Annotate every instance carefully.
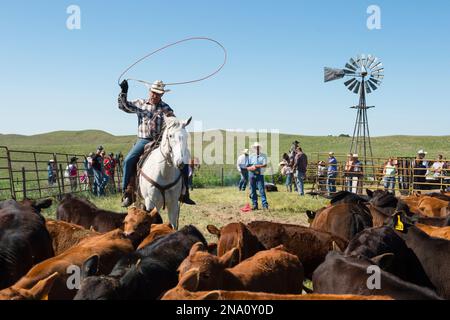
[118,79,195,207]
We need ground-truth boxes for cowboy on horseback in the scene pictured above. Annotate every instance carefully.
[118,79,196,207]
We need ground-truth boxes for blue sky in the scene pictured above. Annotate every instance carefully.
[0,0,449,136]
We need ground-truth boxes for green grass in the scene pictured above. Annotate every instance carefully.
[40,186,329,243]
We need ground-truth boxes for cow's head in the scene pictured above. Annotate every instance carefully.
[123,207,162,247]
[74,255,124,300]
[177,242,240,290]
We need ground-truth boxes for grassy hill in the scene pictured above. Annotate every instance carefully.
[1,130,449,160]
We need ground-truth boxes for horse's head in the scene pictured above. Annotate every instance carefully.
[162,116,192,169]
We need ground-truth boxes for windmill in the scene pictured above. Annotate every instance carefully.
[324,54,384,176]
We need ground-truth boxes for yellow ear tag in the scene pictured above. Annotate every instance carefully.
[395,215,404,231]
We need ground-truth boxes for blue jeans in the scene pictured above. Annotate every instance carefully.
[296,171,306,196]
[249,173,268,208]
[93,169,105,196]
[327,173,337,194]
[285,173,293,192]
[239,169,249,190]
[384,176,396,193]
[122,138,151,191]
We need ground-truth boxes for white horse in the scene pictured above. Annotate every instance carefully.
[139,116,192,230]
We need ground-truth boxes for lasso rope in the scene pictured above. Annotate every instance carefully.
[117,37,227,87]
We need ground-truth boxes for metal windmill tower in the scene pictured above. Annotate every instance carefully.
[324,54,384,176]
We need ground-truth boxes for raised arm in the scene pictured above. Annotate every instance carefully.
[118,80,139,114]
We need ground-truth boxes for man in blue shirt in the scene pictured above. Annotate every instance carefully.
[327,152,338,196]
[247,142,269,210]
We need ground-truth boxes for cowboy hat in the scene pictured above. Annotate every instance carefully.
[417,149,428,155]
[70,156,78,163]
[328,151,334,155]
[353,153,359,158]
[150,80,171,94]
[242,149,249,154]
[49,159,55,162]
[251,142,262,148]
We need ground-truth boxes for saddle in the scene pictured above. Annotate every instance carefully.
[125,139,183,210]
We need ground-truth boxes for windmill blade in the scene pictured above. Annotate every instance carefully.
[349,58,359,68]
[366,83,372,94]
[347,79,359,92]
[324,67,346,82]
[371,61,382,69]
[353,81,361,94]
[366,55,375,68]
[368,79,378,91]
[344,78,356,87]
[368,57,378,69]
[369,77,381,85]
[372,67,384,74]
[345,63,357,72]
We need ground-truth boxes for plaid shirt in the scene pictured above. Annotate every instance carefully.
[118,93,174,139]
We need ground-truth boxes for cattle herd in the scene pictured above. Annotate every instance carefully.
[0,190,449,300]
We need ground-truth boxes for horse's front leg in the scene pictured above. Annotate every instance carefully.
[166,196,180,230]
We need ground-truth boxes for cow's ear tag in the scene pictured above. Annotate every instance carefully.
[395,215,404,231]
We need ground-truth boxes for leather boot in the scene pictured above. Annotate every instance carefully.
[180,169,196,205]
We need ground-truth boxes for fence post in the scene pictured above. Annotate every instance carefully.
[221,167,224,187]
[6,148,16,200]
[59,164,65,195]
[33,152,42,198]
[21,167,26,199]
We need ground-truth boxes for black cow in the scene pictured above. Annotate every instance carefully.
[344,226,434,289]
[313,251,442,300]
[74,225,208,300]
[0,198,54,289]
[392,215,450,300]
[56,194,126,232]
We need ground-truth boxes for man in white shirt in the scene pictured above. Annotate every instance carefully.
[236,149,250,191]
[431,155,445,178]
[247,142,268,210]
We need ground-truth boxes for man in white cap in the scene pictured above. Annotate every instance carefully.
[236,148,250,191]
[247,142,268,210]
[118,79,195,207]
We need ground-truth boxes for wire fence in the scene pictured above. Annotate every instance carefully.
[0,147,448,201]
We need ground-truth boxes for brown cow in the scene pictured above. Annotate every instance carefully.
[10,229,134,300]
[416,223,450,240]
[206,222,265,262]
[308,202,373,241]
[162,283,393,300]
[177,243,304,294]
[417,196,449,217]
[122,207,163,248]
[56,193,126,232]
[247,221,348,278]
[45,219,99,255]
[137,223,174,250]
[0,272,58,300]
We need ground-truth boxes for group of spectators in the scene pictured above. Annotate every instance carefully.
[47,146,122,197]
[278,141,309,196]
[82,146,120,196]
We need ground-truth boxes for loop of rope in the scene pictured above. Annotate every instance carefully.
[117,37,227,87]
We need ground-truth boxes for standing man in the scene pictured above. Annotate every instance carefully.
[92,146,105,196]
[236,149,250,191]
[289,140,300,192]
[327,152,338,196]
[118,79,195,207]
[247,142,268,210]
[351,154,364,194]
[294,147,308,196]
[104,152,117,193]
